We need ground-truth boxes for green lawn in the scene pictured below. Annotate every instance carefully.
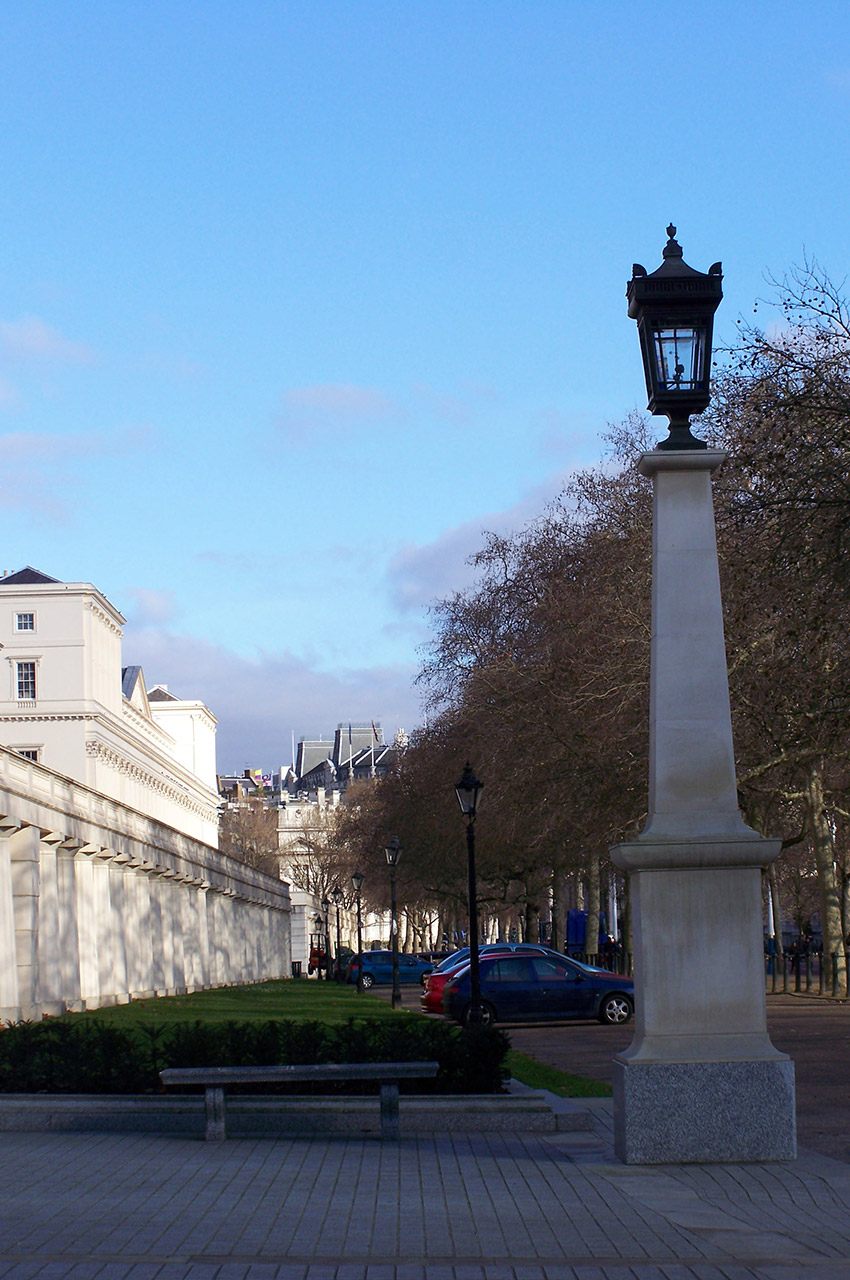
[69,978,409,1026]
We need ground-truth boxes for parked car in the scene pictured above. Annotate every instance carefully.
[420,943,564,1013]
[417,950,455,966]
[346,950,435,989]
[332,945,354,982]
[442,951,635,1027]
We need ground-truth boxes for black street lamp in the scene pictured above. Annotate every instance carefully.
[385,836,402,1009]
[627,225,723,451]
[321,897,331,982]
[351,870,364,993]
[331,885,344,982]
[455,762,484,1026]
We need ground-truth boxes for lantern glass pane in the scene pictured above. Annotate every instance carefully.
[653,324,705,392]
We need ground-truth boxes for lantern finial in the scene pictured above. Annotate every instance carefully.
[663,225,682,259]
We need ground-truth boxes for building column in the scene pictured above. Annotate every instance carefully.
[56,842,83,1011]
[168,874,187,995]
[74,849,101,1008]
[91,853,117,1007]
[196,882,211,988]
[36,832,65,1015]
[127,863,154,998]
[6,825,43,1020]
[103,854,130,1004]
[0,824,22,1020]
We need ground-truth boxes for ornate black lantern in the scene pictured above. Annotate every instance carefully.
[384,837,402,867]
[454,762,483,818]
[627,225,722,450]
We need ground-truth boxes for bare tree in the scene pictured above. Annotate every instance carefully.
[219,797,280,876]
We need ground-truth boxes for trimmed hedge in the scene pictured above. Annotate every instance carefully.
[0,1016,510,1095]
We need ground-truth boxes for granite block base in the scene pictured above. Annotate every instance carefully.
[613,1057,796,1164]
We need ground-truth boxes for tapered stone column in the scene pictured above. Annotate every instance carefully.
[611,450,796,1163]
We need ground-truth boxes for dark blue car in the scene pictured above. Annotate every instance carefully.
[346,950,434,989]
[443,951,634,1027]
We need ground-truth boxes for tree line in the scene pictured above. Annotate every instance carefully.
[227,262,850,978]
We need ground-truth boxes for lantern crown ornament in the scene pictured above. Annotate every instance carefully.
[627,225,723,450]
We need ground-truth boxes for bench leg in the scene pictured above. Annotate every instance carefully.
[205,1087,227,1141]
[379,1082,400,1141]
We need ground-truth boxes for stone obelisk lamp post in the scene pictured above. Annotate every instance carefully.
[611,228,796,1164]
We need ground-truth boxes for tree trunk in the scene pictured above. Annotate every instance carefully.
[807,761,847,989]
[551,871,566,953]
[585,856,601,961]
[621,872,633,961]
[524,898,537,944]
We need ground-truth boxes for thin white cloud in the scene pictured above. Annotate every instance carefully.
[125,588,179,627]
[533,408,596,459]
[0,427,148,522]
[1,316,96,365]
[0,375,20,410]
[121,625,422,771]
[277,383,398,440]
[410,381,498,426]
[385,472,571,616]
[195,550,256,573]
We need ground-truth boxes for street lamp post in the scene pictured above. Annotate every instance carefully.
[454,763,484,1026]
[331,885,343,982]
[385,836,402,1008]
[351,870,364,993]
[609,227,794,1164]
[321,897,331,982]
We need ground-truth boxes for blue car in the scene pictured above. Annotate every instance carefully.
[346,950,434,989]
[443,951,635,1027]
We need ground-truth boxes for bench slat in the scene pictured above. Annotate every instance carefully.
[160,1061,439,1087]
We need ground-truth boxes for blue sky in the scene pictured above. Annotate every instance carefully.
[1,2,848,770]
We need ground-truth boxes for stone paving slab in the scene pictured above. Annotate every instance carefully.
[0,1103,848,1280]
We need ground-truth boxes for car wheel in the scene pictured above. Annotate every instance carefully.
[462,1001,496,1027]
[598,993,633,1025]
[360,973,374,989]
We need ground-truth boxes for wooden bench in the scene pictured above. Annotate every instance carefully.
[159,1061,440,1141]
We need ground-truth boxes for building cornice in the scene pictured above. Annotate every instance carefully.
[85,737,218,822]
[84,597,123,636]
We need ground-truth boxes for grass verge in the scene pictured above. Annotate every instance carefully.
[69,979,413,1027]
[506,1049,612,1098]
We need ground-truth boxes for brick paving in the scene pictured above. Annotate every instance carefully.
[1,1102,849,1280]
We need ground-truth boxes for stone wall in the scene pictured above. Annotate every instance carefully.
[0,747,291,1021]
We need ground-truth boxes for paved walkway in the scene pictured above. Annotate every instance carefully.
[1,1102,849,1280]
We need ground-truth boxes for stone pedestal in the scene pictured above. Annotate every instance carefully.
[611,450,796,1163]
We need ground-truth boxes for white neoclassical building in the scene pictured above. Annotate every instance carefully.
[0,568,293,1020]
[0,567,220,846]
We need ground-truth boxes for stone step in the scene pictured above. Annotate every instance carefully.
[0,1090,593,1135]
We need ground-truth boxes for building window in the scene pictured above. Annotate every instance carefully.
[16,661,36,700]
[17,748,39,762]
[15,613,35,632]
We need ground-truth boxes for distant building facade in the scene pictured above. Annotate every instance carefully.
[290,722,402,793]
[0,568,220,846]
[217,722,409,969]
